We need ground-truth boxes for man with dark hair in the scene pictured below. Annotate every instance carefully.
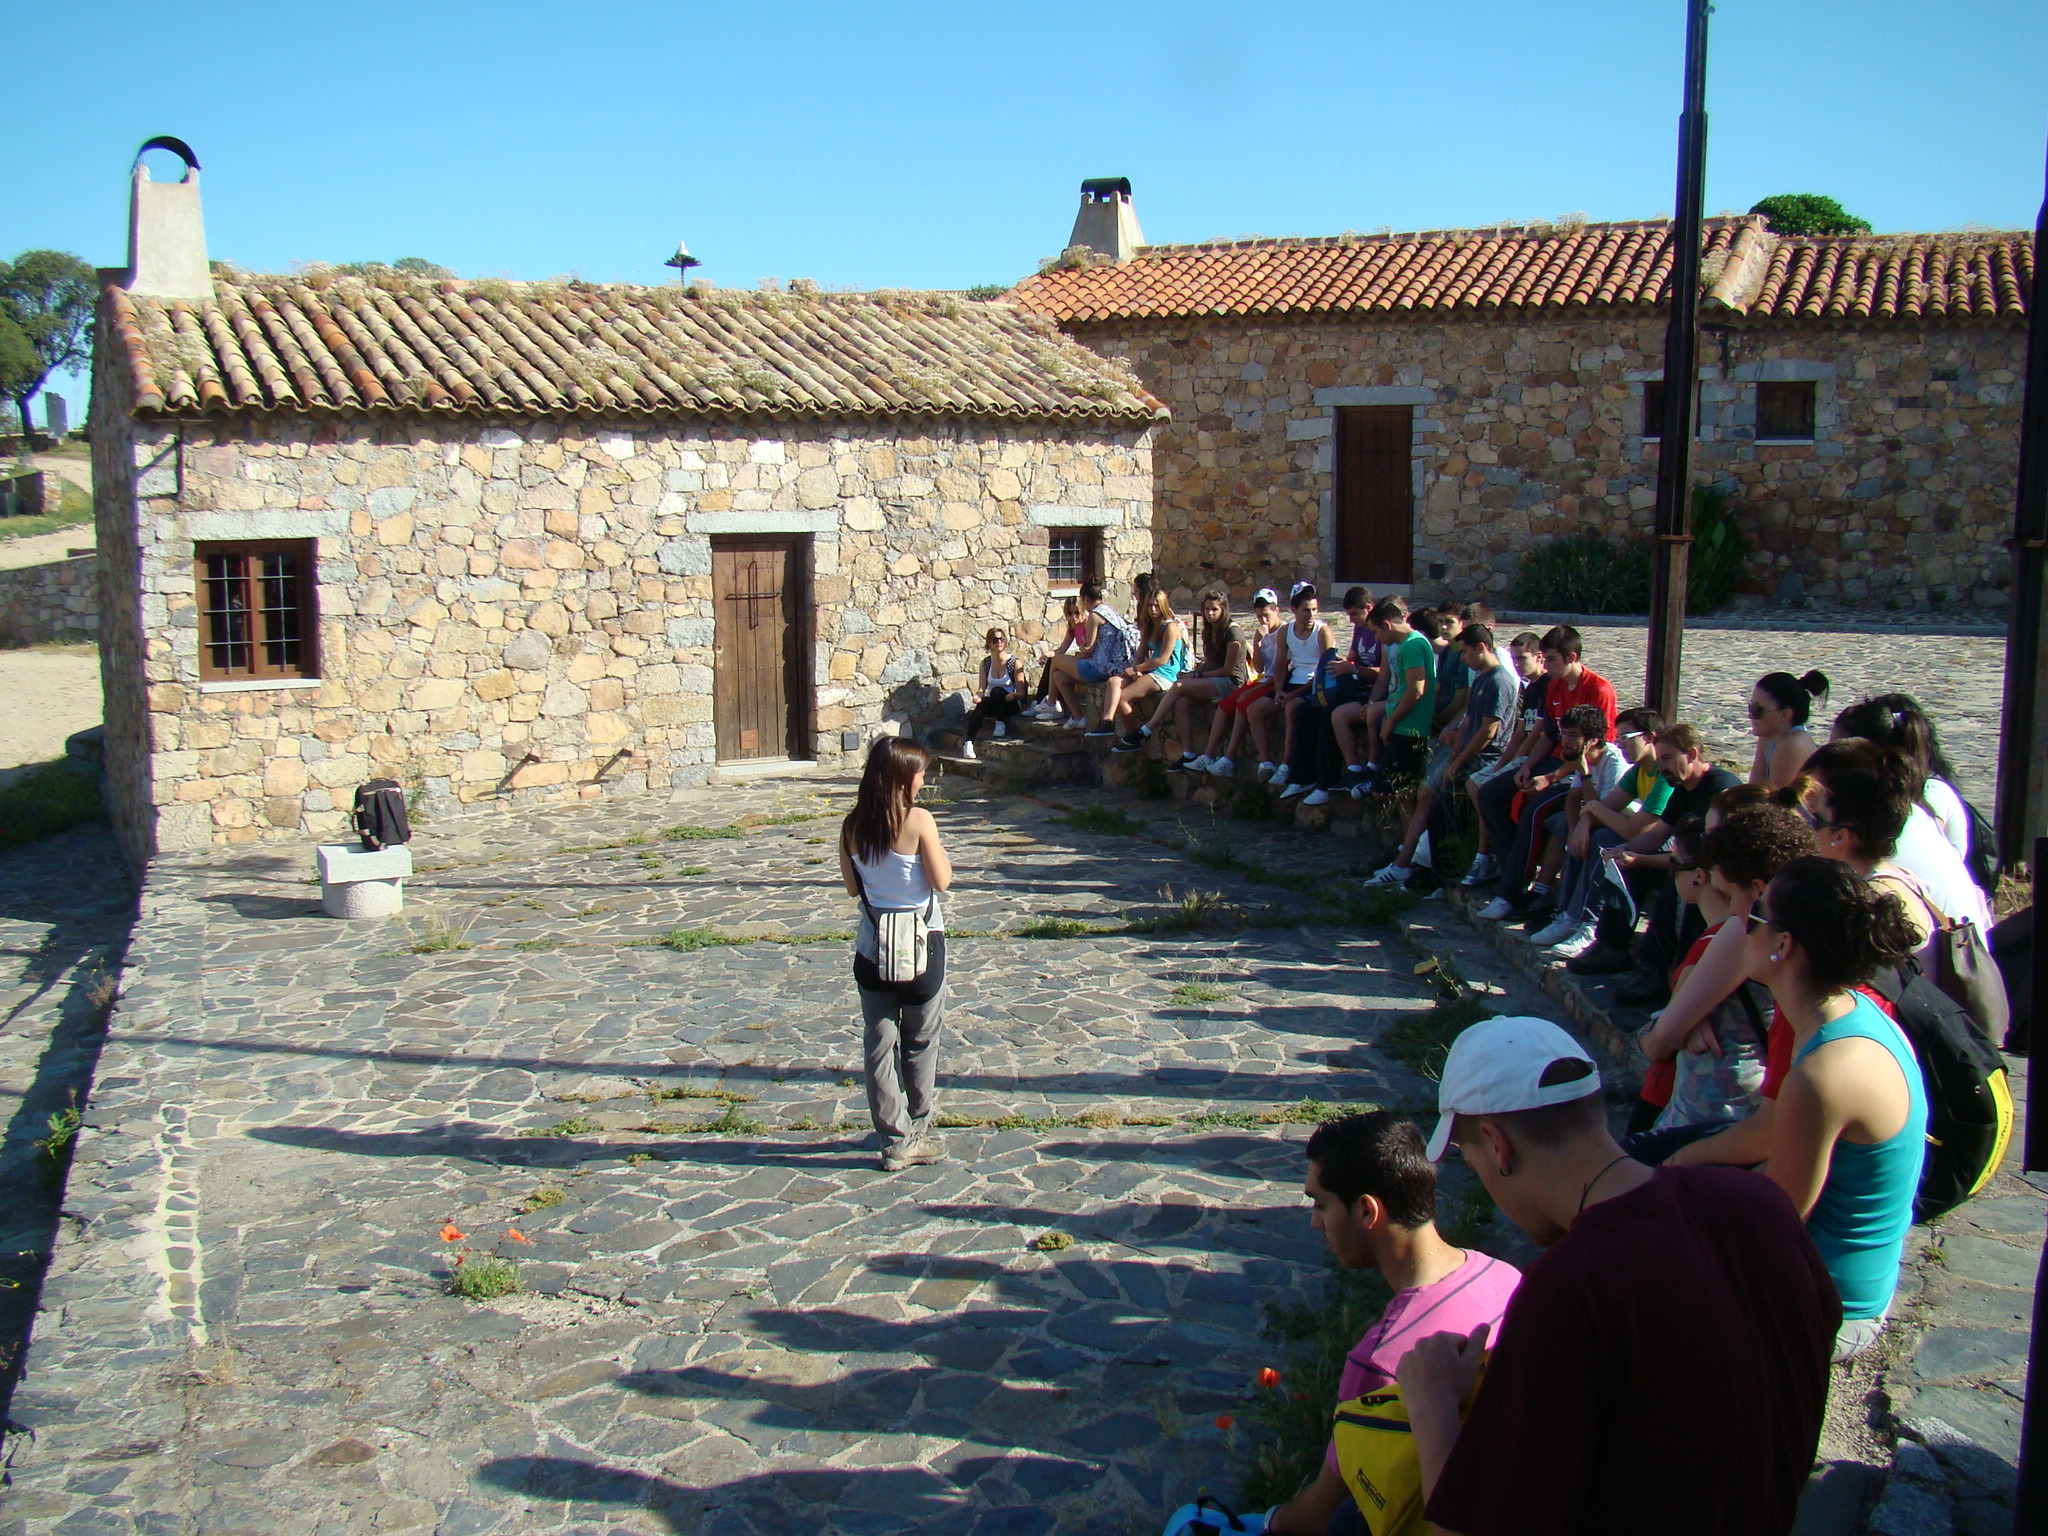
[1525,706,1671,957]
[1350,598,1436,795]
[1263,1113,1521,1536]
[1401,1017,1838,1536]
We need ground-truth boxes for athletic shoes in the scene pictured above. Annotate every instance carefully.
[1269,764,1291,788]
[1477,897,1517,921]
[1256,761,1278,783]
[1063,717,1088,731]
[1301,787,1331,806]
[958,741,977,760]
[1414,831,1434,869]
[1084,724,1117,737]
[1206,756,1234,776]
[1111,733,1144,753]
[1528,913,1580,948]
[1365,862,1414,887]
[1459,854,1500,887]
[1550,922,1601,960]
[1280,781,1309,800]
[1185,755,1213,773]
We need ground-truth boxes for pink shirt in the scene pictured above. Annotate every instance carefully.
[1324,1250,1523,1471]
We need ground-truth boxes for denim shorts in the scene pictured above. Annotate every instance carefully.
[1077,657,1115,684]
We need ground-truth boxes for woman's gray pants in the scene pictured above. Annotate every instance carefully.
[855,939,947,1154]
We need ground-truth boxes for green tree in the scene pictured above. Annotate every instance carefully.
[0,250,96,444]
[1747,194,1873,237]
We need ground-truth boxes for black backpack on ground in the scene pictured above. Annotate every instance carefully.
[353,779,413,851]
[1860,964,2014,1223]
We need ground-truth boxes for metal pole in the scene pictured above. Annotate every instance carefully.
[1994,145,2048,873]
[1645,0,1711,721]
[2013,840,2046,1533]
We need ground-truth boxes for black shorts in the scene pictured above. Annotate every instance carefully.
[853,932,947,1002]
[1380,734,1427,779]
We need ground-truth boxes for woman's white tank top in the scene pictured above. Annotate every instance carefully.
[852,846,945,930]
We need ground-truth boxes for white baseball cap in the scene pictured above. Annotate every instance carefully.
[1424,1016,1600,1161]
[1252,587,1281,607]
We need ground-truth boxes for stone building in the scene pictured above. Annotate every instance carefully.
[1014,201,2031,610]
[92,145,1162,861]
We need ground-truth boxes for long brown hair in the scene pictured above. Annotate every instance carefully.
[843,736,931,864]
[1196,585,1233,666]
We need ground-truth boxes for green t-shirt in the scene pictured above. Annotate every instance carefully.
[1633,761,1674,816]
[1390,631,1438,738]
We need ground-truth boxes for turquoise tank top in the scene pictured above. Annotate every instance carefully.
[1792,992,1928,1320]
[1151,633,1190,685]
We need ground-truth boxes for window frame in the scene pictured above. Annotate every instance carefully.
[1046,526,1102,592]
[1642,380,1666,440]
[194,539,321,683]
[1756,380,1817,442]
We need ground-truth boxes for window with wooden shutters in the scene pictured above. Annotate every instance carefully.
[1756,381,1817,441]
[1047,528,1100,589]
[196,540,320,681]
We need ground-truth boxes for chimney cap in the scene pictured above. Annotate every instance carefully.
[1080,177,1132,203]
[135,135,200,177]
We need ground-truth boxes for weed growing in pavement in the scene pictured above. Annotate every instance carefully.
[1059,804,1147,837]
[1236,1264,1395,1508]
[647,1083,754,1104]
[656,928,750,952]
[1168,981,1231,1005]
[406,916,473,954]
[624,1152,654,1167]
[35,1096,81,1169]
[512,937,559,952]
[440,1222,526,1300]
[636,851,662,873]
[1382,994,1491,1080]
[1130,886,1242,933]
[1017,916,1110,939]
[518,1116,598,1138]
[675,865,710,877]
[1032,1231,1074,1251]
[663,822,745,842]
[518,1186,566,1213]
[755,811,826,826]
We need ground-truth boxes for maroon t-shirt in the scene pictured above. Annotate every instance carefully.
[1426,1167,1839,1536]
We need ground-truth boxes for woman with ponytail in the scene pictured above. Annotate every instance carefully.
[839,736,953,1172]
[1832,693,1974,863]
[1746,670,1829,790]
[1744,856,1926,1359]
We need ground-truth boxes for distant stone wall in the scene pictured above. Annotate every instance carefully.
[98,408,1153,853]
[1068,316,2022,610]
[0,553,97,647]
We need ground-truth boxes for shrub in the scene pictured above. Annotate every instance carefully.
[1748,194,1872,237]
[1508,483,1746,615]
[1686,483,1748,613]
[0,761,103,851]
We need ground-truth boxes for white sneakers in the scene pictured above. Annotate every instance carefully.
[1280,781,1309,800]
[1549,922,1601,959]
[1459,854,1499,887]
[1477,897,1516,920]
[958,741,977,760]
[1030,701,1062,721]
[1186,755,1213,773]
[1302,788,1331,806]
[1528,912,1578,947]
[1365,862,1414,886]
[1063,717,1088,731]
[1207,756,1234,776]
[1269,764,1291,788]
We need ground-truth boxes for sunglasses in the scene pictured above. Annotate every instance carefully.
[1748,701,1782,719]
[1740,909,1781,933]
[1794,803,1840,832]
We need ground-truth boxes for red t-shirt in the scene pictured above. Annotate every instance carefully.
[1427,1167,1840,1536]
[1640,918,1731,1108]
[1542,665,1619,739]
[1762,987,1896,1099]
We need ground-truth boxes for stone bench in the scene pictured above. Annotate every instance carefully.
[316,843,414,919]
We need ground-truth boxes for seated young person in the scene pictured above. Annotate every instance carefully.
[1046,580,1137,730]
[953,627,1028,759]
[1623,805,1814,1165]
[1459,633,1547,886]
[1195,588,1282,776]
[1275,587,1382,805]
[1266,584,1334,789]
[1106,589,1189,745]
[1832,693,1979,867]
[1402,1017,1839,1536]
[1026,596,1087,720]
[1744,857,1928,1360]
[1141,585,1246,769]
[1524,708,1666,956]
[1349,598,1437,795]
[1489,704,1629,930]
[1365,625,1518,884]
[1262,1113,1522,1536]
[1747,670,1830,790]
[1811,730,1993,934]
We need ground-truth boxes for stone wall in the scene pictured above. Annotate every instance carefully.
[1069,316,2021,610]
[0,553,97,647]
[95,405,1152,854]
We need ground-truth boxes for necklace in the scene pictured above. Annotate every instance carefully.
[1578,1154,1635,1215]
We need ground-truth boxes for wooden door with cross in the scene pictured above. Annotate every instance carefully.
[710,536,808,761]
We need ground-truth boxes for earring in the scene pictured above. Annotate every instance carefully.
[1770,951,1785,963]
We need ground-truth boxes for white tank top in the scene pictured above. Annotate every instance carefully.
[852,845,945,932]
[1284,622,1321,685]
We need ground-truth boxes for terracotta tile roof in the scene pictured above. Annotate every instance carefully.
[1011,218,2032,327]
[106,271,1166,425]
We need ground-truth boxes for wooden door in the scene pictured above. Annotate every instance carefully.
[1335,406,1414,584]
[711,536,808,761]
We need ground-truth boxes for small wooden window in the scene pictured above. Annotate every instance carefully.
[1757,381,1817,441]
[196,540,319,681]
[1047,527,1101,589]
[1642,381,1666,439]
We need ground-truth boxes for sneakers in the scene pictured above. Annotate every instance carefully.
[879,1135,945,1172]
[1349,764,1384,798]
[1269,764,1291,788]
[1030,701,1061,721]
[1413,831,1434,869]
[1550,922,1601,960]
[1206,756,1234,776]
[1256,761,1278,783]
[958,740,977,760]
[1301,787,1331,806]
[1365,862,1414,887]
[1167,754,1196,773]
[1528,913,1580,948]
[992,721,1007,739]
[1476,897,1517,921]
[1084,724,1116,737]
[1280,781,1309,800]
[1111,733,1144,753]
[1185,754,1213,773]
[1063,717,1088,731]
[1459,854,1500,887]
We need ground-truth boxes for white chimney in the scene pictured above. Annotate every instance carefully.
[1068,178,1144,263]
[125,136,212,301]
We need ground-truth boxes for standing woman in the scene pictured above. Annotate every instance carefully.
[1746,670,1829,790]
[839,737,953,1172]
[1745,856,1926,1360]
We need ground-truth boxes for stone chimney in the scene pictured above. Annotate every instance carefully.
[125,136,212,301]
[1068,178,1144,263]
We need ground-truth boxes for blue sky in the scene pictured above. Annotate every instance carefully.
[11,0,2047,407]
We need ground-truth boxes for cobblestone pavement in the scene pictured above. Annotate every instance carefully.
[8,771,1554,1536]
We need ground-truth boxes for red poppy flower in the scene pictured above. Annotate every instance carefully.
[440,1224,465,1242]
[1257,1367,1282,1388]
[1214,1414,1234,1431]
[505,1228,531,1243]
